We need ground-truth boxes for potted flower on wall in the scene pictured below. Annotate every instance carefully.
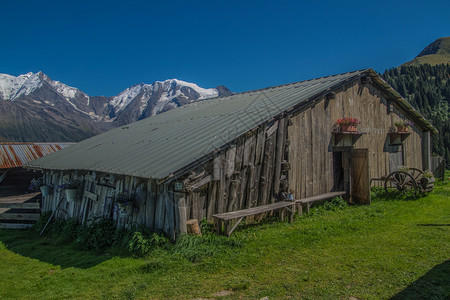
[29,178,51,196]
[115,191,137,217]
[336,117,361,133]
[60,179,81,202]
[394,120,414,133]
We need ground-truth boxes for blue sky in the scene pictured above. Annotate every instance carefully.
[2,0,449,96]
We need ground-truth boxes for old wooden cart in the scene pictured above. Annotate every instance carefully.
[382,167,435,199]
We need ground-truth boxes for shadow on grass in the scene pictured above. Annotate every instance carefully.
[0,228,115,269]
[390,260,450,300]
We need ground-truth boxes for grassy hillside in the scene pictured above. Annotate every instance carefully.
[403,37,450,66]
[0,177,449,299]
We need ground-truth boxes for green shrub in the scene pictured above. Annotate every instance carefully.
[60,218,79,242]
[75,218,116,251]
[307,196,348,216]
[200,218,214,234]
[127,232,170,256]
[323,196,347,211]
[32,211,52,233]
[370,186,386,199]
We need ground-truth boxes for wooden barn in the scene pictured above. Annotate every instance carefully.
[25,69,436,237]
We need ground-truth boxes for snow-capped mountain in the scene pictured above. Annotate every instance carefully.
[0,71,88,102]
[0,71,232,142]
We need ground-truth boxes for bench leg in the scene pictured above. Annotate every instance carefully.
[224,220,230,236]
[296,202,303,215]
[214,218,222,235]
[290,203,295,223]
[228,217,244,236]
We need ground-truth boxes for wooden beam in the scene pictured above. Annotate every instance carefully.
[0,223,33,229]
[227,217,244,236]
[0,213,40,221]
[295,191,346,204]
[191,175,212,190]
[266,121,279,137]
[83,190,98,201]
[0,203,40,209]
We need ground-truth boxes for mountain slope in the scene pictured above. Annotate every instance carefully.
[383,64,450,163]
[0,72,232,142]
[402,37,450,66]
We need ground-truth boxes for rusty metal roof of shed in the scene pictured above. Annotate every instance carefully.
[24,69,436,180]
[0,143,74,169]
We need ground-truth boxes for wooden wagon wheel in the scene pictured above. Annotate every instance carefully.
[407,168,424,181]
[384,171,420,199]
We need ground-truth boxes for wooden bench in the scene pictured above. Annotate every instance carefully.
[212,201,296,236]
[212,191,346,236]
[295,191,347,214]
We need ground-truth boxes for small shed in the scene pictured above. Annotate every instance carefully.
[25,69,436,237]
[0,142,74,195]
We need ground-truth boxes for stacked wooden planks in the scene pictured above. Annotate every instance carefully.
[0,192,41,229]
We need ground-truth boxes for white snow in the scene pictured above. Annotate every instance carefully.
[110,83,149,112]
[171,79,219,99]
[10,72,44,100]
[0,72,33,100]
[150,79,219,115]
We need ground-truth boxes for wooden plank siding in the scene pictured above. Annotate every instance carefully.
[39,79,427,237]
[287,79,425,198]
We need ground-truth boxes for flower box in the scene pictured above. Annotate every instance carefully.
[340,124,357,133]
[40,185,51,197]
[118,203,134,217]
[65,189,78,202]
[336,117,360,133]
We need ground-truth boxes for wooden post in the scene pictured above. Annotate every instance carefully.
[174,192,187,234]
[273,117,286,197]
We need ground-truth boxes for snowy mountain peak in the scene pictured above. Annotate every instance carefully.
[0,71,88,102]
[110,78,222,116]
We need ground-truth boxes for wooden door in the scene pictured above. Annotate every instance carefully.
[350,149,371,204]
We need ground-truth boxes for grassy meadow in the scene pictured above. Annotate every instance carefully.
[0,175,449,299]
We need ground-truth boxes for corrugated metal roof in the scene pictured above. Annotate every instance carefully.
[24,69,435,179]
[0,143,74,169]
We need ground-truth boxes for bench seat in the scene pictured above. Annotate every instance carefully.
[213,191,346,236]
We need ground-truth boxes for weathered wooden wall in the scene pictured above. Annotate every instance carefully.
[179,116,290,224]
[287,79,426,198]
[42,171,175,237]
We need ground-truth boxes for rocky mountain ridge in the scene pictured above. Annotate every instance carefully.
[0,72,232,141]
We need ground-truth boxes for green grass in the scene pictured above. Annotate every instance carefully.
[1,177,449,299]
